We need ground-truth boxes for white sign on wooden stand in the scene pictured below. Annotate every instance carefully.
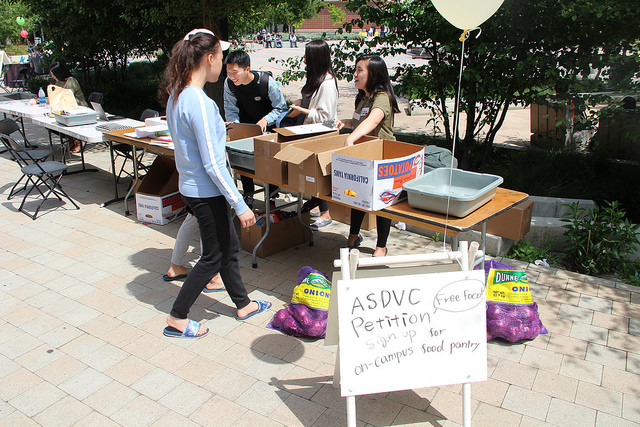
[337,270,487,396]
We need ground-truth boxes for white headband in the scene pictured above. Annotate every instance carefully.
[183,28,231,50]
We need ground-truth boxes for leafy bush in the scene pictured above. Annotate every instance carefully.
[91,60,166,119]
[617,261,640,287]
[508,240,556,265]
[562,201,640,276]
[480,147,640,224]
[26,75,49,95]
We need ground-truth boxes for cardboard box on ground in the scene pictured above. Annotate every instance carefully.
[326,200,375,231]
[254,126,337,186]
[331,139,425,211]
[473,199,534,241]
[241,212,311,258]
[135,155,186,225]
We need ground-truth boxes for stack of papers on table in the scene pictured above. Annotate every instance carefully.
[135,124,170,138]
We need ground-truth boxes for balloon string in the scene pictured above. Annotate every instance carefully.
[442,35,467,253]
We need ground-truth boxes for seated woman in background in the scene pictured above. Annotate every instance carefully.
[49,61,88,153]
[49,61,88,107]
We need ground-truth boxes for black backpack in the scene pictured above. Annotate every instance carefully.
[227,70,272,100]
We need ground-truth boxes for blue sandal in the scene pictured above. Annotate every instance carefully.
[163,319,209,338]
[236,300,272,321]
[162,272,189,282]
[202,285,226,293]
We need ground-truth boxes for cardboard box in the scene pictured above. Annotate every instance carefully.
[327,200,375,231]
[274,134,378,197]
[331,139,424,211]
[474,199,533,241]
[254,127,338,186]
[227,122,262,141]
[135,155,186,225]
[241,212,310,258]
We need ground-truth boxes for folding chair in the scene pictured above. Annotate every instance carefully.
[1,132,79,219]
[0,117,48,153]
[8,66,29,91]
[110,108,158,182]
[87,92,103,105]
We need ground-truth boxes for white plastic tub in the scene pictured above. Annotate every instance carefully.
[403,168,503,217]
[53,110,98,126]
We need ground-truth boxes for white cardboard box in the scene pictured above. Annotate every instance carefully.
[135,192,185,225]
[135,155,186,225]
[331,139,424,211]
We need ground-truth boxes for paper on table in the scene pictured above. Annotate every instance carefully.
[283,123,335,135]
[147,140,174,150]
[135,124,169,138]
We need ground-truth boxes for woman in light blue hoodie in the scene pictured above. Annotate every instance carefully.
[158,29,271,338]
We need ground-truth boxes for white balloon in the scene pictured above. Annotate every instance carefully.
[431,0,505,30]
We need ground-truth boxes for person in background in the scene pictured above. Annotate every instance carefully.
[289,31,298,48]
[163,211,225,293]
[287,40,338,230]
[224,50,287,207]
[49,61,88,153]
[27,45,44,79]
[264,32,272,48]
[622,96,636,110]
[336,55,400,257]
[49,61,88,107]
[274,32,283,48]
[158,29,271,338]
[380,24,387,38]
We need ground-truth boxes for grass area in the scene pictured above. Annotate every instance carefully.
[1,43,29,56]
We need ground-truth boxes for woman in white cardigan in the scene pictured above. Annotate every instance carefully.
[288,40,338,229]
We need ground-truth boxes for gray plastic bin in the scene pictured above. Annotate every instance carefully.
[226,137,254,171]
[403,168,503,217]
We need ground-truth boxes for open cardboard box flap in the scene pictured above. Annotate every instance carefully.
[137,155,179,195]
[275,134,379,176]
[227,122,263,141]
[274,144,315,165]
[335,139,423,160]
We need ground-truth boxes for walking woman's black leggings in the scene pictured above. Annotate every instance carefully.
[170,195,251,319]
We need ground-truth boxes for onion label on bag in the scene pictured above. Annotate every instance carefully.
[291,272,331,310]
[486,269,532,304]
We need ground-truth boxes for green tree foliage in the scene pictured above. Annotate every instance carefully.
[0,0,35,46]
[262,0,323,31]
[327,4,346,27]
[327,0,640,168]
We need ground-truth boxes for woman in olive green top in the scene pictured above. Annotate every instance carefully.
[49,61,89,153]
[49,62,88,107]
[336,55,400,257]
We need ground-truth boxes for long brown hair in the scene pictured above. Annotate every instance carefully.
[158,31,222,107]
[354,55,400,113]
[301,40,337,100]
